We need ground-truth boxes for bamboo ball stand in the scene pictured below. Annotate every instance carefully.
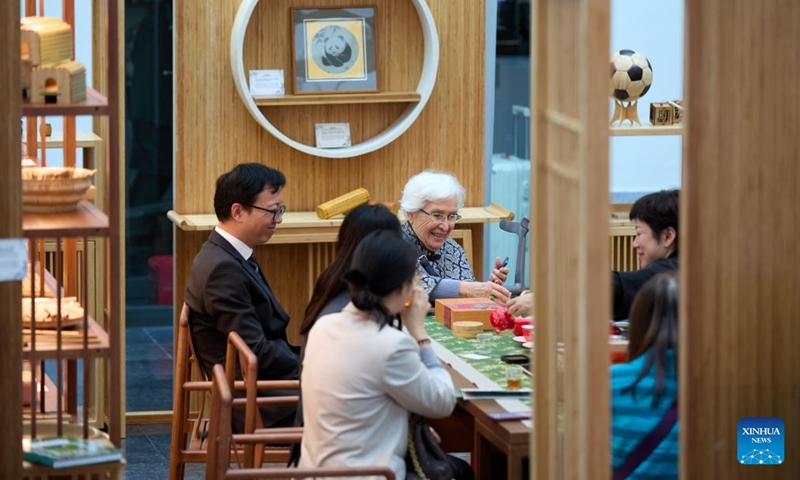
[610,99,641,126]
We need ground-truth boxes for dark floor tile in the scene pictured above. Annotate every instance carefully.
[137,423,172,435]
[123,460,171,479]
[126,358,173,383]
[125,327,152,345]
[126,359,174,411]
[126,388,173,412]
[144,325,175,345]
[126,342,172,361]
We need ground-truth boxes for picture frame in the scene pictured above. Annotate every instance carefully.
[290,6,378,95]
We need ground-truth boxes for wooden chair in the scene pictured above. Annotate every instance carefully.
[207,364,395,480]
[225,331,301,468]
[169,304,302,479]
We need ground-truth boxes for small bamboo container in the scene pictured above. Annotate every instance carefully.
[315,188,370,219]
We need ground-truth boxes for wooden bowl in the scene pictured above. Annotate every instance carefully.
[22,167,95,213]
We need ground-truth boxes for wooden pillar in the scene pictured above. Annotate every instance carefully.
[530,0,610,478]
[682,0,800,477]
[0,1,23,477]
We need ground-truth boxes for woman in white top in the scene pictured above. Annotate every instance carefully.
[300,230,459,479]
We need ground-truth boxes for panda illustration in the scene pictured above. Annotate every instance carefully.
[311,25,358,73]
[320,27,353,68]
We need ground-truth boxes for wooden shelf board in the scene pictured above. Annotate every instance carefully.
[22,88,109,117]
[168,205,514,233]
[23,201,109,238]
[609,124,684,136]
[23,266,110,360]
[22,130,104,149]
[254,91,421,107]
[23,316,110,360]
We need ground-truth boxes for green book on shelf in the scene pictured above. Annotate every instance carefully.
[23,437,122,469]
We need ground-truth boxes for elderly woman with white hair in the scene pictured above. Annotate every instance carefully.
[400,170,511,304]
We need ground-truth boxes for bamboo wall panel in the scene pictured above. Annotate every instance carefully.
[0,0,22,477]
[681,0,800,477]
[531,0,610,478]
[609,226,638,272]
[174,0,487,341]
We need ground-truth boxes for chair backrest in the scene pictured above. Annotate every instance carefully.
[207,364,234,480]
[170,304,194,479]
[206,364,394,480]
[225,331,259,466]
[170,303,213,480]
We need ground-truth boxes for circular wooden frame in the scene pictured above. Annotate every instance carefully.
[230,0,439,159]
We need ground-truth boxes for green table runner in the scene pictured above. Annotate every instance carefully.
[425,316,532,393]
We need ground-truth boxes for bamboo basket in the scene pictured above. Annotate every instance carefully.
[22,167,96,213]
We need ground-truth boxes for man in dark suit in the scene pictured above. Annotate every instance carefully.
[185,163,299,428]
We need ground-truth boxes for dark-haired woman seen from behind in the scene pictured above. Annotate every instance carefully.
[300,230,463,479]
[611,271,679,479]
[289,204,401,463]
[299,204,402,342]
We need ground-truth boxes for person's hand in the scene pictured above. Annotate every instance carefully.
[489,257,510,285]
[460,281,511,305]
[401,286,430,341]
[507,291,533,317]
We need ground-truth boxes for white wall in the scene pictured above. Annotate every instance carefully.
[610,0,684,194]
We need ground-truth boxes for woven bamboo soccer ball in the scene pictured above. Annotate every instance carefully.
[610,49,653,102]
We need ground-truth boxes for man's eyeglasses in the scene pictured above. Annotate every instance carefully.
[245,204,286,220]
[419,208,462,224]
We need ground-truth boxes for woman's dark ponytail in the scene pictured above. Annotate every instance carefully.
[343,270,382,311]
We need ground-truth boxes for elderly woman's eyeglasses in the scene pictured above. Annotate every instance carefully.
[245,204,286,220]
[419,208,462,224]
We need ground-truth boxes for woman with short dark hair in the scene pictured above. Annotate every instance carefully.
[612,189,679,320]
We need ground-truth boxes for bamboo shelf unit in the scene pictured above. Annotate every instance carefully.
[19,0,123,451]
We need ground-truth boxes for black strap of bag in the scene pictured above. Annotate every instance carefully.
[613,399,678,480]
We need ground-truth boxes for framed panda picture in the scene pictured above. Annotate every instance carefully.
[291,6,378,94]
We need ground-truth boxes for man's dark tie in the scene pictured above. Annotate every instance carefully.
[247,255,267,285]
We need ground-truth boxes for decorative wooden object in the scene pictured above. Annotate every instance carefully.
[532,1,611,479]
[434,298,500,330]
[20,17,72,67]
[21,59,33,97]
[669,100,684,124]
[21,167,95,213]
[315,187,370,219]
[450,321,484,339]
[609,50,653,126]
[610,99,641,126]
[30,60,87,104]
[650,102,673,126]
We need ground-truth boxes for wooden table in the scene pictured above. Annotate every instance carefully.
[427,338,531,480]
[429,335,629,479]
